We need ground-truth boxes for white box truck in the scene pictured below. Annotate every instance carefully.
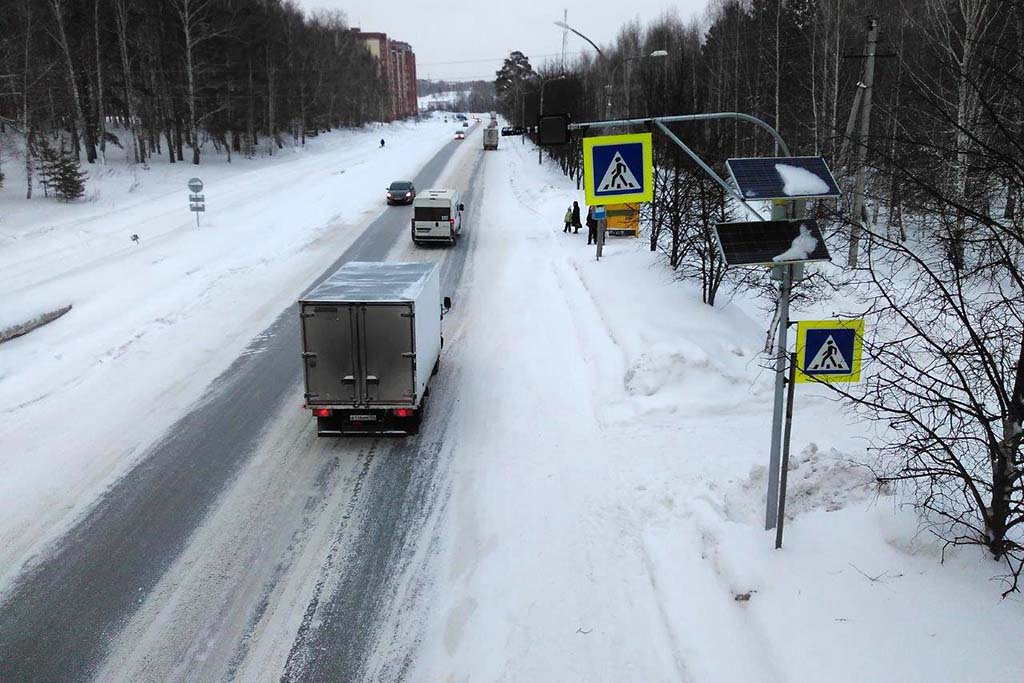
[483,127,499,150]
[299,262,450,436]
[411,189,464,246]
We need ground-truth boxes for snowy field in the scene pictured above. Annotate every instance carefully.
[0,118,452,590]
[417,90,470,111]
[405,138,1024,681]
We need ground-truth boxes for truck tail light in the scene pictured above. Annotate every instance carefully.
[314,408,332,417]
[393,408,415,418]
[449,219,455,229]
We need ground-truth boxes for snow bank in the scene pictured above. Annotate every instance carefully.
[406,135,1024,683]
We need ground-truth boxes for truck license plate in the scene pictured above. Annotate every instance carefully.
[349,414,378,422]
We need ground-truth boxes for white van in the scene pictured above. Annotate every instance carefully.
[411,189,464,246]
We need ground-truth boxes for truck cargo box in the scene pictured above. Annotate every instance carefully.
[299,262,443,435]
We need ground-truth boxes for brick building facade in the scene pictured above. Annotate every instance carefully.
[353,30,418,121]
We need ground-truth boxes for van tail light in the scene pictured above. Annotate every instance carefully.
[450,219,455,228]
[393,408,415,418]
[313,408,332,417]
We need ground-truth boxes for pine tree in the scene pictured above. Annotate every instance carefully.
[53,154,87,201]
[33,137,86,201]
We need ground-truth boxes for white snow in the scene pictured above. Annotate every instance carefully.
[776,163,830,196]
[417,90,470,110]
[773,223,818,262]
[402,137,1024,682]
[3,118,1023,680]
[0,118,453,590]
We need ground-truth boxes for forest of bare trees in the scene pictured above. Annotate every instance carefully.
[499,0,1024,591]
[0,0,388,197]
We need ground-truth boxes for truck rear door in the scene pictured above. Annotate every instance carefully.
[301,303,358,404]
[360,303,415,404]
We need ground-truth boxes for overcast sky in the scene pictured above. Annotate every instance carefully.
[295,0,711,81]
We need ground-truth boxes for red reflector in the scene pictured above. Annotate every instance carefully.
[313,408,331,417]
[393,408,414,418]
[450,219,455,228]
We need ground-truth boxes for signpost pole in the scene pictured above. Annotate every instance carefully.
[775,351,798,549]
[766,262,791,530]
[596,216,606,260]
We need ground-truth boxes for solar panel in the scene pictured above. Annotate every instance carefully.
[727,157,841,201]
[713,219,831,266]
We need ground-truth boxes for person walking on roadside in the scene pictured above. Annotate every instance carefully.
[571,201,582,234]
[563,205,573,233]
[586,205,598,245]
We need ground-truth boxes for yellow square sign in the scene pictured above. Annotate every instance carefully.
[583,133,653,206]
[795,319,865,384]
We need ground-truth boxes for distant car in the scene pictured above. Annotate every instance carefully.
[386,180,415,205]
[454,131,465,140]
[462,121,469,128]
[513,125,525,135]
[501,126,514,136]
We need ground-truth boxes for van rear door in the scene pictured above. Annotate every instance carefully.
[301,303,358,404]
[360,303,416,404]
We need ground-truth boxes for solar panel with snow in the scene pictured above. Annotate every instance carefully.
[713,219,832,266]
[726,156,841,201]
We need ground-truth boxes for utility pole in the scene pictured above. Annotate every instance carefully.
[847,16,879,268]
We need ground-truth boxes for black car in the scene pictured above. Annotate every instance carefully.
[501,126,514,136]
[513,125,525,135]
[386,180,415,205]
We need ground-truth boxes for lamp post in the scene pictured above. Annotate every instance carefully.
[554,21,611,118]
[538,74,568,164]
[610,50,668,118]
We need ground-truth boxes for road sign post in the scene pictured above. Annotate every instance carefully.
[187,178,205,228]
[775,351,798,549]
[593,205,606,260]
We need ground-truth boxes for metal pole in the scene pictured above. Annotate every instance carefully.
[570,111,792,157]
[775,351,798,549]
[539,81,545,164]
[654,120,766,221]
[765,262,791,530]
[595,216,606,260]
[848,16,879,268]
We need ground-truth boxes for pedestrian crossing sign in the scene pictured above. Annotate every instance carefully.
[583,133,653,206]
[795,319,864,384]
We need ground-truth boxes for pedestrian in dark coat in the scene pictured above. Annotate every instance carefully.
[586,206,598,245]
[571,201,582,233]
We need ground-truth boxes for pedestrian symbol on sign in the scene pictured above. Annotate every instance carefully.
[795,319,864,384]
[599,152,640,191]
[806,335,850,372]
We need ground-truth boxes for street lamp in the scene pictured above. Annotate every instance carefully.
[538,74,569,164]
[554,21,605,59]
[610,50,668,118]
